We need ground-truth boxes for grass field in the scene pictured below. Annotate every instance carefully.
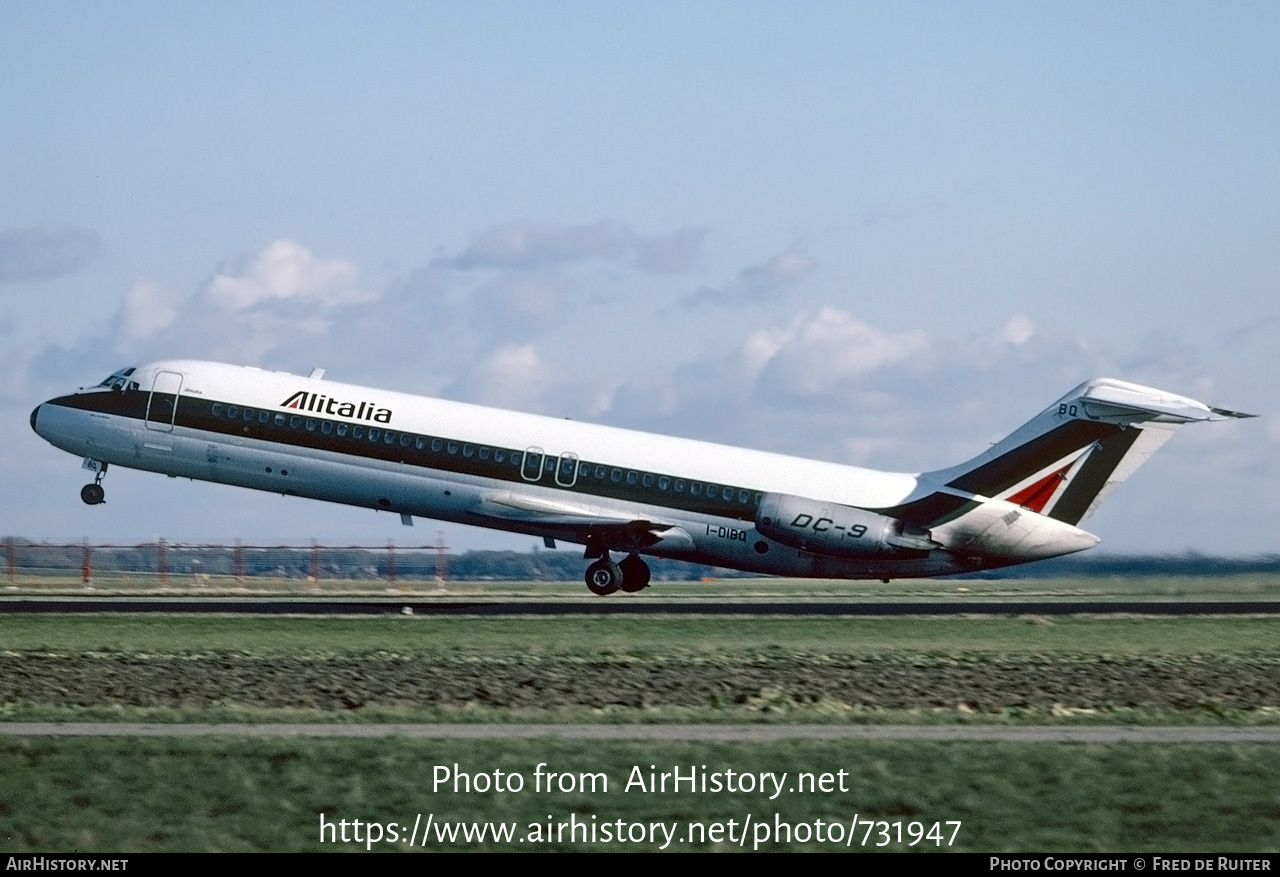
[3,611,1280,658]
[3,737,1279,852]
[3,611,1280,726]
[4,581,1279,853]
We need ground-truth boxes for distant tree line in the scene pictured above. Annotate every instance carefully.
[4,537,1278,580]
[961,553,1280,579]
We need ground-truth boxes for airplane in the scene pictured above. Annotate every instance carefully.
[29,360,1252,594]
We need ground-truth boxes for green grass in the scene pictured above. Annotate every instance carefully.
[5,702,1280,728]
[3,595,1280,852]
[2,737,1278,852]
[3,613,1280,726]
[3,612,1280,659]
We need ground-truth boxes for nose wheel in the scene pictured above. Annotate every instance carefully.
[80,465,107,505]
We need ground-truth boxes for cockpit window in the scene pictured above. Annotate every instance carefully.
[97,366,140,391]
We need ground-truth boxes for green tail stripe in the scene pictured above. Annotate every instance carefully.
[946,420,1120,497]
[1047,428,1143,525]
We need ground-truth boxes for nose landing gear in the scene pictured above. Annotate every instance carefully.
[80,463,107,505]
[584,553,651,595]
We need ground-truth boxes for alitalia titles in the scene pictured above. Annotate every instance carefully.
[280,391,393,424]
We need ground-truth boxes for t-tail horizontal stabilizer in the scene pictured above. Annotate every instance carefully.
[924,378,1252,527]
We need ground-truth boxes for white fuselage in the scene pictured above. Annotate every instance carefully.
[31,359,1101,579]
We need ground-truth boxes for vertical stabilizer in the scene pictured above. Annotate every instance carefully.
[923,378,1251,525]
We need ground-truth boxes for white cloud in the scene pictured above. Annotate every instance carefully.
[991,313,1036,346]
[204,240,372,310]
[469,273,575,338]
[119,279,182,341]
[750,307,929,397]
[450,344,560,411]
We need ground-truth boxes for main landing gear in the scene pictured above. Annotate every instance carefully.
[80,463,107,506]
[584,553,651,596]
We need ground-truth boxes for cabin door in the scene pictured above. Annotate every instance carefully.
[145,370,184,432]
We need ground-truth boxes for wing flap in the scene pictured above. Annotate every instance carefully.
[467,491,694,551]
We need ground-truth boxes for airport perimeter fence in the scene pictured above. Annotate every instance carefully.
[1,538,744,588]
[5,537,1279,589]
[1,537,452,588]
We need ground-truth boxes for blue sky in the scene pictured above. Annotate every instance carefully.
[3,3,1277,554]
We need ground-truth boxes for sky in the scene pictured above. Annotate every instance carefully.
[2,2,1277,555]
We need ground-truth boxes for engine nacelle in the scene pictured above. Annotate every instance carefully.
[755,492,939,558]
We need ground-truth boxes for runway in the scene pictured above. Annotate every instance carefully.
[3,722,1280,742]
[2,598,1280,616]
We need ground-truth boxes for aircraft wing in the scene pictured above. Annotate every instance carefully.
[467,491,695,552]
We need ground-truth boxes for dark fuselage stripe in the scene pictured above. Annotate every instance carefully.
[47,391,761,522]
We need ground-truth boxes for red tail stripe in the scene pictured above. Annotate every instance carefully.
[1008,464,1072,513]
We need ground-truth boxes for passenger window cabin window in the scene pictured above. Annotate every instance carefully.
[739,489,750,503]
[706,485,718,498]
[274,413,287,427]
[336,424,349,437]
[595,466,607,479]
[578,461,591,476]
[212,404,223,416]
[479,447,491,460]
[226,406,237,418]
[401,434,412,447]
[690,482,702,496]
[494,449,506,463]
[322,421,333,434]
[642,473,654,488]
[658,477,670,490]
[368,428,380,441]
[447,442,458,454]
[415,437,427,450]
[431,439,443,452]
[290,415,301,428]
[306,419,317,432]
[352,426,364,439]
[385,431,396,445]
[464,444,475,458]
[257,410,267,423]
[626,471,638,485]
[611,469,623,482]
[675,480,686,493]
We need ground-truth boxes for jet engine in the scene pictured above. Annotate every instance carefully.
[755,492,939,558]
